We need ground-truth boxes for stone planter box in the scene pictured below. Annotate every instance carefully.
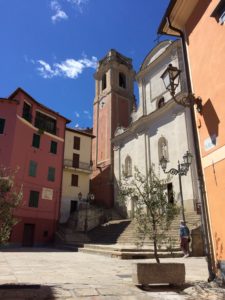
[132,263,185,286]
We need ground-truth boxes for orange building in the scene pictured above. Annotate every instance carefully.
[158,0,225,276]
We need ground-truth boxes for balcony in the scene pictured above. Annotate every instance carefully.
[64,159,92,172]
[22,112,32,123]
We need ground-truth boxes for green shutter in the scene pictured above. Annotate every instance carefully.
[32,134,40,148]
[29,160,37,177]
[50,141,57,154]
[29,191,39,208]
[48,167,55,182]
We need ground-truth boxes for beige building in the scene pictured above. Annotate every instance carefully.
[60,128,93,223]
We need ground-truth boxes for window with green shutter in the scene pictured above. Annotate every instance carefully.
[29,160,37,177]
[48,167,55,182]
[32,133,40,148]
[0,118,5,134]
[29,191,39,208]
[50,141,57,154]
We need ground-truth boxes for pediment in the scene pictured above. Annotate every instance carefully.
[140,40,172,71]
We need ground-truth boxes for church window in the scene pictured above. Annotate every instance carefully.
[102,73,107,90]
[158,137,168,161]
[124,155,132,177]
[119,72,126,89]
[157,97,165,109]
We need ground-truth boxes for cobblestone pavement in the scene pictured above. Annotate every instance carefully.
[0,248,224,299]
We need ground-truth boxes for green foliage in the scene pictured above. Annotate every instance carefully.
[118,166,180,263]
[0,167,23,245]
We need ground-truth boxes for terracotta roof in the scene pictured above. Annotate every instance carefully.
[66,127,95,138]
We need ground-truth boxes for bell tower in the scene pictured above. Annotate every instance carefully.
[91,49,135,208]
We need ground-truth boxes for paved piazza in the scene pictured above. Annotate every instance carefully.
[0,248,209,299]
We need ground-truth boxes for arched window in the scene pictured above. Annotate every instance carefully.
[124,155,132,177]
[157,97,165,109]
[158,136,168,161]
[102,73,107,90]
[119,72,126,89]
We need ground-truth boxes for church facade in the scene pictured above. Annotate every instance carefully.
[91,40,200,219]
[113,40,199,217]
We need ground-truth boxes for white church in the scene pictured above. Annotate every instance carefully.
[112,39,200,219]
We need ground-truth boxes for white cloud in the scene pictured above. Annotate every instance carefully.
[66,0,88,13]
[83,110,92,119]
[50,0,88,22]
[75,112,80,118]
[75,123,79,128]
[51,0,68,23]
[36,56,97,79]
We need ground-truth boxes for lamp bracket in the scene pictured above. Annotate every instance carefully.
[172,93,203,113]
[163,167,187,176]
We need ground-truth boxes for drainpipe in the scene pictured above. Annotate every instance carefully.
[166,17,215,281]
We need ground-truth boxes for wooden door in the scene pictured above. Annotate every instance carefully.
[22,224,35,247]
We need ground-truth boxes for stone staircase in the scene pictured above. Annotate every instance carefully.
[55,209,202,258]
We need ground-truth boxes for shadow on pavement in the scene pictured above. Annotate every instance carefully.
[0,284,56,299]
[138,282,193,293]
[0,246,75,253]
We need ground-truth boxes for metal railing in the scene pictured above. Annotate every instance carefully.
[64,159,92,171]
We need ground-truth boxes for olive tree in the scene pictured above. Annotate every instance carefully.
[118,167,179,263]
[0,167,23,244]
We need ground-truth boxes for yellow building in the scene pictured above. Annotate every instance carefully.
[60,127,94,223]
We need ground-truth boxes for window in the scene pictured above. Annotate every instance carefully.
[73,136,80,150]
[29,191,39,208]
[32,134,40,148]
[157,97,165,109]
[119,72,126,89]
[71,174,78,186]
[0,118,5,134]
[48,167,55,182]
[50,141,57,154]
[35,111,57,135]
[102,73,107,90]
[29,160,37,177]
[211,0,225,24]
[72,153,79,168]
[22,102,32,122]
[124,155,132,177]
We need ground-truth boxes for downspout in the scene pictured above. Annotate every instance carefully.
[166,17,215,281]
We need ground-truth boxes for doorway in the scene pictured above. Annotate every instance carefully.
[22,224,35,247]
[167,183,174,204]
[70,200,78,214]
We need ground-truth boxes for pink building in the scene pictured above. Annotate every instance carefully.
[0,88,70,246]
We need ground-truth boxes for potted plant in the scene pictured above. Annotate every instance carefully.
[118,167,185,286]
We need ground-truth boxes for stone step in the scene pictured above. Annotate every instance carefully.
[78,244,183,259]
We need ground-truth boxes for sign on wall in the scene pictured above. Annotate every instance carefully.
[42,188,53,200]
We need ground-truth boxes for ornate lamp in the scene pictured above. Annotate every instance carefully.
[183,151,193,167]
[161,64,203,113]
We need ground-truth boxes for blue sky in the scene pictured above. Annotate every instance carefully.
[0,0,170,128]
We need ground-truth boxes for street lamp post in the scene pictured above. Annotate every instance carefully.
[78,192,95,233]
[160,151,193,223]
[161,61,215,280]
